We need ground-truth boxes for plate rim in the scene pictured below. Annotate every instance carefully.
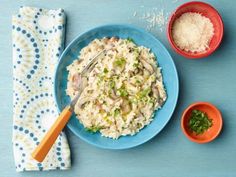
[54,24,179,149]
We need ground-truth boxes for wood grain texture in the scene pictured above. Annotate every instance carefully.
[0,0,235,177]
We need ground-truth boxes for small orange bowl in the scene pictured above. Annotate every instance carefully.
[181,102,223,143]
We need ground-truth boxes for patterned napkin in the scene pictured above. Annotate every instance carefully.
[12,7,71,171]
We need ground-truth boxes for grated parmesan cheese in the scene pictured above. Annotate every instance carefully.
[172,12,214,53]
[138,8,168,32]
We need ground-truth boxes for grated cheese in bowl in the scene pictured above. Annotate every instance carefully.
[172,12,214,53]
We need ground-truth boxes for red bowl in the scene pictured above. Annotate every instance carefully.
[181,102,223,143]
[167,1,224,59]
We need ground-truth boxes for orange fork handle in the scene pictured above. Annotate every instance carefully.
[31,106,72,162]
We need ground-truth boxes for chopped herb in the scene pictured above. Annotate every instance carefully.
[117,87,128,97]
[130,97,138,104]
[135,79,141,84]
[138,88,151,99]
[114,108,120,117]
[188,110,213,135]
[127,37,134,43]
[98,73,104,80]
[133,63,139,68]
[86,126,101,133]
[148,97,156,104]
[114,57,126,67]
[109,79,115,89]
[103,68,108,73]
[103,116,112,124]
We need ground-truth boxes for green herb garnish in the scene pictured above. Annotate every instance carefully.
[108,79,115,89]
[130,97,138,104]
[86,126,101,133]
[133,62,139,68]
[135,79,141,84]
[127,37,134,43]
[103,116,112,124]
[148,97,156,104]
[188,110,213,135]
[117,87,128,97]
[114,57,126,67]
[138,88,151,99]
[114,108,120,117]
[103,68,108,73]
[98,73,105,81]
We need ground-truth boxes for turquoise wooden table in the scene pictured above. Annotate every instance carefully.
[0,0,236,176]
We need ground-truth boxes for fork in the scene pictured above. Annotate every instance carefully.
[32,46,112,162]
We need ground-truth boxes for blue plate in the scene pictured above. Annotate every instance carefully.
[54,24,179,149]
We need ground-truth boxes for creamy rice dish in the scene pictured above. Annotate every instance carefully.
[66,37,167,139]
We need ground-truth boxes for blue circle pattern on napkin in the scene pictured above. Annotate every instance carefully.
[12,7,70,171]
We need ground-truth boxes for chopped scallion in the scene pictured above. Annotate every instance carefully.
[188,110,213,135]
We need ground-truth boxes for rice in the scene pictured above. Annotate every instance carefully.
[66,37,167,139]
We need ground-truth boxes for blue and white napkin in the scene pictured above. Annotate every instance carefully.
[12,7,71,171]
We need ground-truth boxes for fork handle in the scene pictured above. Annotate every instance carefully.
[31,106,72,162]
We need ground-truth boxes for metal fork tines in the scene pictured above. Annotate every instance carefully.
[69,46,113,111]
[81,48,109,76]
